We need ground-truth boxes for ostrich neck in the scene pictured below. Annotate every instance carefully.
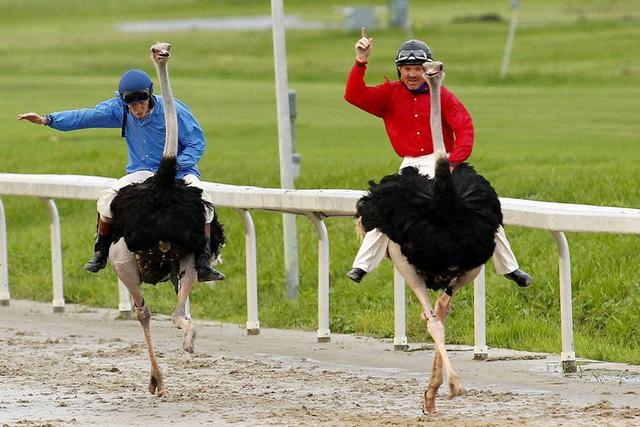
[154,60,178,159]
[427,80,447,160]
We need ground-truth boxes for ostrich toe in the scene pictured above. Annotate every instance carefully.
[447,373,465,399]
[423,389,437,415]
[149,373,166,396]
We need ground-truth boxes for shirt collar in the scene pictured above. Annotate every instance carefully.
[409,83,428,94]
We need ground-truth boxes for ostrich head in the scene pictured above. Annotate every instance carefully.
[151,42,171,62]
[423,61,445,88]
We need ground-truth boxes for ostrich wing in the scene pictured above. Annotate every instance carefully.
[357,163,502,288]
[110,159,210,255]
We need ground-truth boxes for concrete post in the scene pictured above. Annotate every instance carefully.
[271,0,300,299]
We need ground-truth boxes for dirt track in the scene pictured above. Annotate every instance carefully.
[1,300,639,426]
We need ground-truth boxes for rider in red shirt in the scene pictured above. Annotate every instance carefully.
[345,52,473,164]
[345,36,532,288]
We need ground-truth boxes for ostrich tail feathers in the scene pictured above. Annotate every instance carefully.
[154,156,178,189]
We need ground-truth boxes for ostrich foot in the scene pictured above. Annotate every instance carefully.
[149,372,166,396]
[447,373,465,399]
[182,325,197,353]
[423,388,438,415]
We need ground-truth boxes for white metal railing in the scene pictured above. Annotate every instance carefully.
[3,173,640,372]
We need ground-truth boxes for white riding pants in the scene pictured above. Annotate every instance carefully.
[97,171,215,223]
[352,154,519,275]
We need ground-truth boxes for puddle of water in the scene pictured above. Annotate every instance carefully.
[117,16,333,33]
[530,362,640,385]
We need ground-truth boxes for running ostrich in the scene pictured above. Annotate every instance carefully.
[108,42,225,397]
[356,60,502,413]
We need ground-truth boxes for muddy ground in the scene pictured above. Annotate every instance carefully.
[1,300,639,426]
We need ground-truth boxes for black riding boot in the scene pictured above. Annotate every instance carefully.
[84,216,112,273]
[195,223,226,282]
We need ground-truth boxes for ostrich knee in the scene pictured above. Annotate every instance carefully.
[171,306,196,353]
[427,317,445,345]
[134,301,150,326]
[434,293,452,321]
[171,310,190,330]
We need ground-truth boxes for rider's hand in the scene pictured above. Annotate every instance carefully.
[355,27,372,63]
[17,112,48,125]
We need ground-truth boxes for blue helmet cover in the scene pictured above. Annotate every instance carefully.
[118,69,154,101]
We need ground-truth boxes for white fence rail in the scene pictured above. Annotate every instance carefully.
[2,173,640,372]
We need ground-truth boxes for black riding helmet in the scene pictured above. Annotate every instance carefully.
[395,39,433,66]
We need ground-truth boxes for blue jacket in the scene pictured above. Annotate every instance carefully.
[48,95,205,179]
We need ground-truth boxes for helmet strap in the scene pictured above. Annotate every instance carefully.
[121,108,128,138]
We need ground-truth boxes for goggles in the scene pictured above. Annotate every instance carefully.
[121,89,151,105]
[395,49,432,64]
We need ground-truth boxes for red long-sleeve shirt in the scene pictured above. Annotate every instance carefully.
[344,62,474,164]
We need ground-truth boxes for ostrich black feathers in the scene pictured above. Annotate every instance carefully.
[110,156,225,283]
[357,159,502,289]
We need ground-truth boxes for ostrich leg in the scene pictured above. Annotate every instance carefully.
[432,292,465,399]
[422,285,456,413]
[387,242,464,408]
[135,301,166,396]
[110,240,165,396]
[422,272,481,413]
[435,267,481,400]
[171,255,197,353]
[423,352,443,414]
[388,242,435,318]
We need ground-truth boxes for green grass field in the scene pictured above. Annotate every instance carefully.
[1,0,639,364]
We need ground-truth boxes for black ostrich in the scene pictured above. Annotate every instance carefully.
[356,61,502,413]
[108,43,225,397]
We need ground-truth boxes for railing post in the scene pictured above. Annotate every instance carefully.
[306,213,330,342]
[117,279,132,317]
[236,209,260,335]
[41,198,65,312]
[0,198,9,306]
[473,265,488,360]
[551,231,577,373]
[393,267,408,350]
[185,296,191,320]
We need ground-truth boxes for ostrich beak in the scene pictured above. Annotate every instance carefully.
[423,61,445,78]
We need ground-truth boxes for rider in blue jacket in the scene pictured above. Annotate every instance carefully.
[18,69,224,282]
